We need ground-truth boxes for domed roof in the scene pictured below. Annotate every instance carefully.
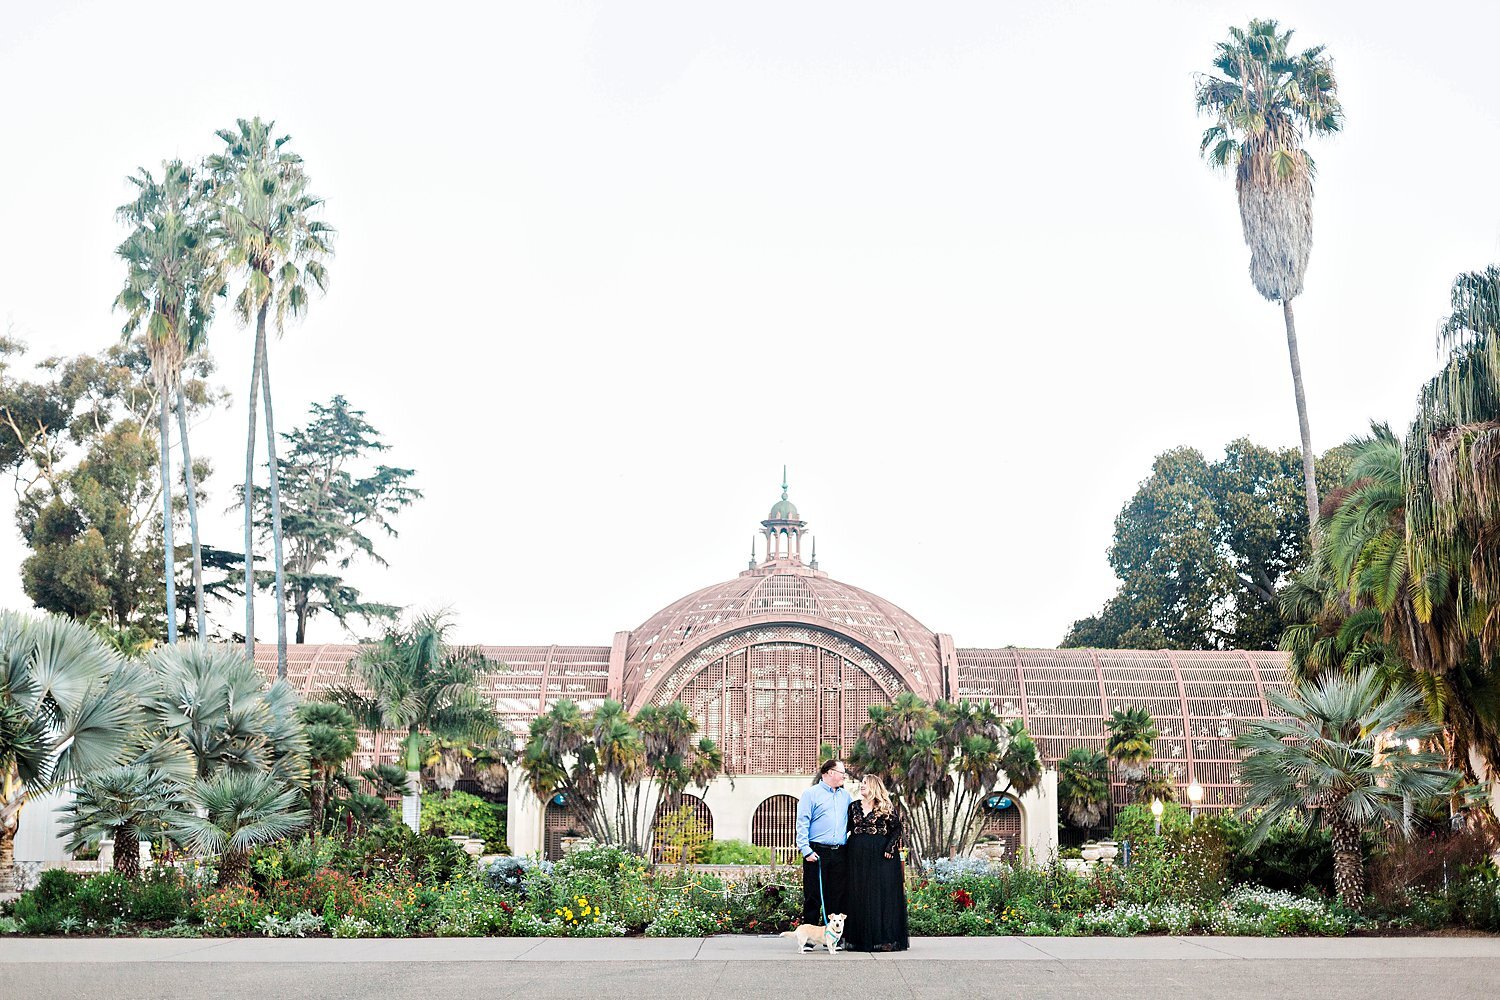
[767,497,800,521]
[621,568,941,704]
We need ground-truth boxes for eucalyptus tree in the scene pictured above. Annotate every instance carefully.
[1197,19,1343,529]
[0,613,140,887]
[206,117,333,676]
[332,614,499,832]
[113,160,221,641]
[1236,671,1455,906]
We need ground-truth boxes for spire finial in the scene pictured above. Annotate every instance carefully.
[781,465,788,501]
[810,536,819,570]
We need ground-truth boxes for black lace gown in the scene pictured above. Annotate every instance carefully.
[843,802,909,952]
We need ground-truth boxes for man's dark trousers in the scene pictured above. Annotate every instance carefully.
[802,841,848,927]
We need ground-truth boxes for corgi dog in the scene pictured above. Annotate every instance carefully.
[780,913,845,954]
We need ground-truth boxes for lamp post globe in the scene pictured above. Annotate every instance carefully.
[1187,779,1204,821]
[1150,797,1164,838]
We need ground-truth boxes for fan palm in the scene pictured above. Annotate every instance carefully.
[362,762,410,799]
[174,769,308,886]
[61,764,185,878]
[206,117,333,677]
[114,160,221,642]
[332,614,498,832]
[1057,746,1110,831]
[296,701,356,833]
[1237,670,1455,906]
[1197,19,1343,529]
[141,642,308,784]
[0,613,140,886]
[1105,706,1159,783]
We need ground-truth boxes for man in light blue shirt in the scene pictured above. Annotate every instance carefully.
[796,759,852,933]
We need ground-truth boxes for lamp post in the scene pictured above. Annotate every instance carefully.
[1150,797,1163,838]
[1187,779,1204,822]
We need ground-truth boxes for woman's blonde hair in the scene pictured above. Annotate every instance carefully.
[860,774,895,818]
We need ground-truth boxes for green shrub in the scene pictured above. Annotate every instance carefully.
[1113,801,1192,842]
[1454,866,1500,931]
[332,825,471,883]
[74,873,136,923]
[33,869,83,912]
[644,903,718,937]
[251,836,340,887]
[132,870,188,922]
[700,840,774,865]
[194,885,271,935]
[419,791,505,851]
[1226,816,1335,892]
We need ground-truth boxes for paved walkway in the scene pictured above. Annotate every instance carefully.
[3,936,1498,999]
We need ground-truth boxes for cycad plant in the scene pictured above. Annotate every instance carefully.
[1197,19,1342,529]
[206,117,333,677]
[174,769,308,886]
[332,614,498,832]
[1236,670,1455,906]
[1057,746,1110,832]
[1105,706,1158,784]
[0,613,139,887]
[61,764,185,878]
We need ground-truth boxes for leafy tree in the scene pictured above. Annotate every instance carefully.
[1057,746,1110,831]
[114,160,221,643]
[207,116,334,678]
[0,613,139,885]
[521,697,723,856]
[1196,18,1343,529]
[295,701,356,834]
[847,694,1041,864]
[248,395,419,643]
[1236,670,1454,906]
[1,342,227,642]
[1065,439,1346,649]
[332,614,499,832]
[173,769,308,886]
[1104,706,1158,783]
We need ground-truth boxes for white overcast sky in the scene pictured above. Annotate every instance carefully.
[2,1,1499,649]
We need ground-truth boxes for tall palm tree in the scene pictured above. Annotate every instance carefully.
[332,614,499,832]
[206,117,333,677]
[1197,19,1343,530]
[1236,671,1455,906]
[173,769,307,886]
[0,613,139,888]
[114,161,220,643]
[295,701,356,834]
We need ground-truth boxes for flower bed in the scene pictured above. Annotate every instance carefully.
[3,836,1497,939]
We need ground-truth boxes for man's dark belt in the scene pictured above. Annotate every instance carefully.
[810,840,843,852]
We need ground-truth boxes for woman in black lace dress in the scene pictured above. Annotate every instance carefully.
[843,774,909,952]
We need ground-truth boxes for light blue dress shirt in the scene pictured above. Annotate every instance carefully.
[795,780,851,857]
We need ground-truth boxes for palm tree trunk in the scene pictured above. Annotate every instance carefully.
[402,726,422,833]
[158,389,178,644]
[217,848,249,887]
[258,332,288,680]
[309,771,327,837]
[244,304,266,661]
[113,826,141,879]
[1282,297,1320,530]
[1329,820,1364,908]
[0,822,15,893]
[176,388,206,638]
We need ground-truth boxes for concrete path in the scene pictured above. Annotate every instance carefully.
[2,935,1497,999]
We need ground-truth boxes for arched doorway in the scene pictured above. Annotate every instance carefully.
[977,796,1023,860]
[543,796,586,861]
[751,794,801,863]
[650,793,714,863]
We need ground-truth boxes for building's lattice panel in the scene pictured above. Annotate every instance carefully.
[662,630,897,775]
[956,648,1291,811]
[751,794,802,864]
[650,793,714,863]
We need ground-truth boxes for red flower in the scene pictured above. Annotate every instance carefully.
[952,889,974,909]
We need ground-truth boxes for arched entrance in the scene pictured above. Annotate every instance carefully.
[650,793,714,863]
[543,796,586,861]
[751,794,801,863]
[977,796,1024,860]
